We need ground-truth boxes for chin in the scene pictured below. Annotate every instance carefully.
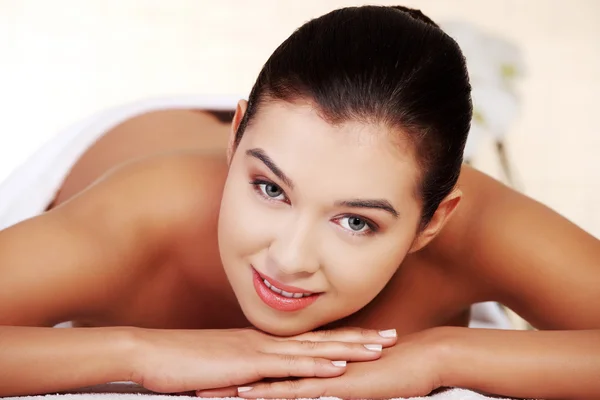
[249,314,312,337]
[243,308,321,337]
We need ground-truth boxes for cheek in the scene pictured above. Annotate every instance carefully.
[323,233,415,300]
[218,176,275,259]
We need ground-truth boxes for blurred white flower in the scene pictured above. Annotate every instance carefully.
[471,85,520,140]
[440,20,526,159]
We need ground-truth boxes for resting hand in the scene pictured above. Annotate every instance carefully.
[129,326,397,394]
[223,328,440,399]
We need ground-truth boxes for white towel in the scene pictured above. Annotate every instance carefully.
[1,95,516,400]
[4,391,514,400]
[5,383,517,400]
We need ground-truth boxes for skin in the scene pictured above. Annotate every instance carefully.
[0,99,599,399]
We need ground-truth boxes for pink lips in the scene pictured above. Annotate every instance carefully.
[252,268,320,312]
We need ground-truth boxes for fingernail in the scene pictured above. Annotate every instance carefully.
[364,344,383,351]
[378,329,397,338]
[238,387,253,393]
[331,360,347,367]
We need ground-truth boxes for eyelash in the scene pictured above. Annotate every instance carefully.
[249,179,379,237]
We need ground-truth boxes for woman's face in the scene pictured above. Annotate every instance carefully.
[218,101,424,336]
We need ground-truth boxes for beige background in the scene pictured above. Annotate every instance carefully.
[1,0,599,237]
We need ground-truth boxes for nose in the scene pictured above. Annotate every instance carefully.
[267,215,320,277]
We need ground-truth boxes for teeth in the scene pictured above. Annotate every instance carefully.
[271,286,282,294]
[263,279,312,298]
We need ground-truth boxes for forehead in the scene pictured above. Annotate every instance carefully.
[241,101,420,200]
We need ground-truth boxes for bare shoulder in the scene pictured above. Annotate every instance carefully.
[87,151,228,239]
[0,152,227,326]
[429,165,600,329]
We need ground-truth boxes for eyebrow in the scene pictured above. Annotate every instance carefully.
[246,147,399,219]
[246,148,295,189]
[335,199,399,219]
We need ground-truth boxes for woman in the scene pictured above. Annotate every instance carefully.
[0,5,598,399]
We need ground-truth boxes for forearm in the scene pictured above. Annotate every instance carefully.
[436,327,600,400]
[0,325,137,396]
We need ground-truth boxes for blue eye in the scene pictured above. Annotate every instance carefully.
[251,180,288,202]
[337,216,376,236]
[262,183,284,199]
[343,216,367,231]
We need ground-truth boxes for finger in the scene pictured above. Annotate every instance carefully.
[267,339,383,361]
[195,386,238,397]
[257,354,348,379]
[288,327,397,347]
[236,378,336,399]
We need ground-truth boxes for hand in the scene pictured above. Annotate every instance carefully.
[128,326,398,394]
[212,328,443,399]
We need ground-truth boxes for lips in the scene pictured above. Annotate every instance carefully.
[252,268,320,312]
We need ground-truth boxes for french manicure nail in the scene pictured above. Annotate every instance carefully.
[378,329,397,338]
[331,360,347,367]
[238,387,253,393]
[364,344,383,351]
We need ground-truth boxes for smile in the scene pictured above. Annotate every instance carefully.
[251,267,320,312]
[262,278,313,298]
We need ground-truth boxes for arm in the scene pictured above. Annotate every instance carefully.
[0,153,220,395]
[0,326,136,396]
[436,327,600,400]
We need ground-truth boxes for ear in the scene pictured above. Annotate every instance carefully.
[227,99,248,164]
[408,188,462,253]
